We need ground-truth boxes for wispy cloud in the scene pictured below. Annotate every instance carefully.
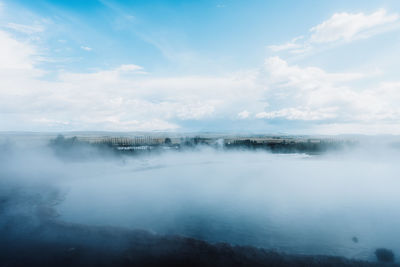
[310,9,399,43]
[80,46,92,51]
[268,36,304,52]
[5,22,44,34]
[237,110,250,119]
[269,9,400,55]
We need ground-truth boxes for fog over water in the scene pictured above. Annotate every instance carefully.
[1,139,400,262]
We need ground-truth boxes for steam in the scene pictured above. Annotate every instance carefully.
[1,136,400,262]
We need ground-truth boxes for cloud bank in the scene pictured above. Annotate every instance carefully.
[1,5,400,134]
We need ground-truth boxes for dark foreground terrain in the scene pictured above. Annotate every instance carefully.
[0,220,397,267]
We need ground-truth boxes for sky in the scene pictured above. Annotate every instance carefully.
[1,0,400,134]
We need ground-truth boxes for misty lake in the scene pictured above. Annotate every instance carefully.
[54,149,400,262]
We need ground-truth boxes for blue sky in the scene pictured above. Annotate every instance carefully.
[1,0,400,133]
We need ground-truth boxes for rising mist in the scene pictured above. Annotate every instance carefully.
[1,136,399,265]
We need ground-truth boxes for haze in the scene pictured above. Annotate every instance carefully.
[1,138,400,263]
[2,0,400,265]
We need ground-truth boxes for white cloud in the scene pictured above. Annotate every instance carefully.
[266,56,364,88]
[257,56,400,128]
[0,27,266,131]
[116,64,141,71]
[256,107,337,121]
[310,9,398,43]
[80,46,92,51]
[115,64,147,74]
[269,9,399,54]
[12,69,262,130]
[6,22,44,34]
[268,36,304,52]
[53,69,263,123]
[238,110,250,119]
[33,118,70,126]
[2,37,400,133]
[0,30,37,70]
[2,10,400,134]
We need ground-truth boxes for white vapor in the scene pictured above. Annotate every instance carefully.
[1,140,400,261]
[269,9,400,54]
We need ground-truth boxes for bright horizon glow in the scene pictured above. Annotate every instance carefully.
[1,0,400,134]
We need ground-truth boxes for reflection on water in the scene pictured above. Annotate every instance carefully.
[57,150,400,261]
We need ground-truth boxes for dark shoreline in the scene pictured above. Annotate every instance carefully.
[1,220,397,267]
